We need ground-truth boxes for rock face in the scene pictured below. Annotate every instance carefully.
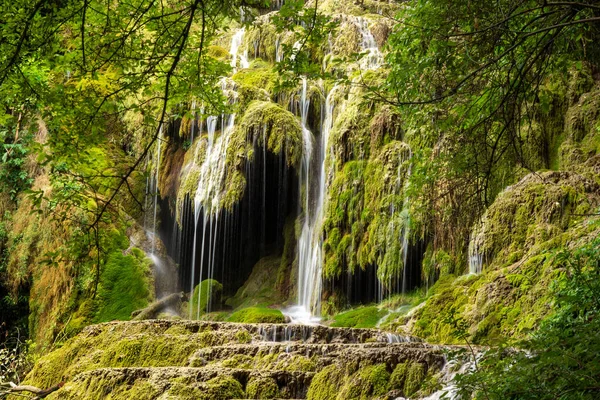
[24,320,450,399]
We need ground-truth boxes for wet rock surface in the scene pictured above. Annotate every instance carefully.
[25,320,453,399]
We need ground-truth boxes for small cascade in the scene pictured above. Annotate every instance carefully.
[353,17,383,70]
[275,35,282,63]
[400,148,412,294]
[385,332,410,343]
[151,125,163,255]
[230,28,249,71]
[468,227,485,274]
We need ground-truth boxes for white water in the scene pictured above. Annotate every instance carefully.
[151,125,163,255]
[400,149,412,294]
[230,28,249,71]
[353,17,383,70]
[275,35,282,63]
[468,230,484,274]
[286,82,339,324]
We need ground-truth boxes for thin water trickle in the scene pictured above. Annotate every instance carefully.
[151,125,163,256]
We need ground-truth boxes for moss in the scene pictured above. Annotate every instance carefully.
[404,362,426,397]
[338,363,390,400]
[221,354,254,369]
[276,216,297,300]
[330,306,387,328]
[243,18,280,63]
[278,355,316,372]
[226,307,285,323]
[471,171,600,269]
[422,247,457,287]
[226,256,282,310]
[207,45,230,61]
[236,100,303,167]
[48,373,160,400]
[389,361,427,397]
[322,141,411,289]
[24,322,241,388]
[233,67,278,95]
[220,100,304,211]
[306,364,343,400]
[235,329,252,344]
[94,239,153,323]
[246,376,279,399]
[167,375,244,400]
[188,279,223,318]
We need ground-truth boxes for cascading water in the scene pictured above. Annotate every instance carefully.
[230,28,250,71]
[187,28,246,319]
[285,81,340,324]
[353,17,383,70]
[151,125,163,255]
[400,150,412,294]
[468,227,484,274]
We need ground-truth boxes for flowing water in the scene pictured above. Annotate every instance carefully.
[187,29,246,318]
[285,81,342,324]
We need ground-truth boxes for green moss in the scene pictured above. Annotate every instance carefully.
[207,45,230,60]
[168,375,244,400]
[233,67,278,95]
[306,364,343,400]
[188,279,223,318]
[220,101,304,211]
[24,322,235,388]
[48,373,160,400]
[389,361,427,397]
[236,100,303,167]
[338,363,390,400]
[471,171,599,269]
[94,240,153,323]
[246,376,279,399]
[330,306,387,328]
[226,256,282,309]
[404,362,426,396]
[221,354,254,369]
[322,141,411,289]
[226,307,285,323]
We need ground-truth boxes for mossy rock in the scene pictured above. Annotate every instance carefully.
[246,376,279,399]
[226,255,283,309]
[330,306,387,328]
[226,307,285,323]
[187,279,223,318]
[470,171,600,269]
[338,363,390,400]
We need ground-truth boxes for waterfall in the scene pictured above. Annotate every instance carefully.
[187,28,245,319]
[275,36,282,63]
[151,125,163,255]
[353,17,383,70]
[400,149,412,294]
[190,100,196,144]
[468,228,484,274]
[230,28,249,71]
[286,81,339,324]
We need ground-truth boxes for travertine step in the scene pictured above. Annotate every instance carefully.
[25,320,448,400]
[47,366,314,400]
[193,342,445,371]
